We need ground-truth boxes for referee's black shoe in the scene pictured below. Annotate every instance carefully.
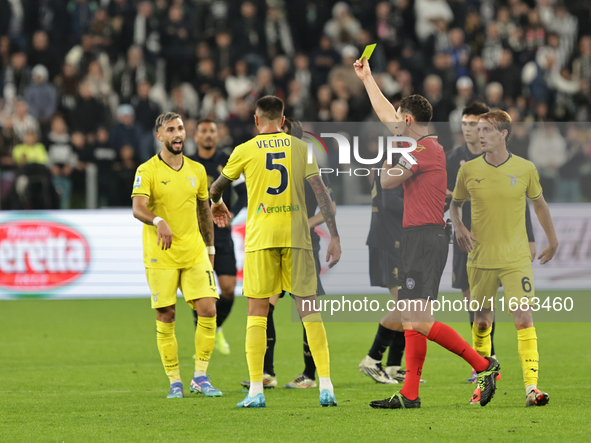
[369,392,420,409]
[476,356,501,407]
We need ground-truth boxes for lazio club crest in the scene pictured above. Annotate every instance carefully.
[506,174,520,186]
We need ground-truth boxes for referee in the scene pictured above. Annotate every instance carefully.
[191,119,247,355]
[446,102,537,383]
[355,57,500,409]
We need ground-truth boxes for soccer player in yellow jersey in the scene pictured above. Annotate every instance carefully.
[209,96,341,408]
[132,112,227,399]
[451,110,559,407]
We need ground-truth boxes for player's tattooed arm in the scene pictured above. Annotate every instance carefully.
[209,176,232,228]
[308,175,339,238]
[197,199,214,247]
[210,176,232,203]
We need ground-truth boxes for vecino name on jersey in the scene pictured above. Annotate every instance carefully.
[255,138,291,149]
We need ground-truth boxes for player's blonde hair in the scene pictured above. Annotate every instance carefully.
[479,109,512,141]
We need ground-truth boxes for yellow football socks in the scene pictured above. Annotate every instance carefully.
[472,323,492,357]
[156,320,180,383]
[302,313,330,378]
[245,316,267,383]
[518,327,539,388]
[194,315,216,373]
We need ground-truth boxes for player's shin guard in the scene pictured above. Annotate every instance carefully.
[517,327,539,388]
[472,323,492,358]
[400,330,426,401]
[246,316,267,383]
[302,313,330,378]
[427,322,488,372]
[194,316,216,373]
[156,320,181,383]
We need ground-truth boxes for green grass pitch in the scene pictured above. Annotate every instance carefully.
[1,292,590,442]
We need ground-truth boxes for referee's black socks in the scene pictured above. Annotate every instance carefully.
[387,330,406,368]
[368,324,397,361]
[216,296,234,328]
[263,303,276,377]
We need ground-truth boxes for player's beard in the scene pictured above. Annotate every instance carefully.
[164,138,184,155]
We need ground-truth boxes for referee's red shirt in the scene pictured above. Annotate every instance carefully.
[399,135,447,228]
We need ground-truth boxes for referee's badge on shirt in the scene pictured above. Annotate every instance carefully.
[398,154,417,170]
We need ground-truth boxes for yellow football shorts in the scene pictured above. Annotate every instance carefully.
[467,263,535,310]
[243,247,317,299]
[146,260,218,309]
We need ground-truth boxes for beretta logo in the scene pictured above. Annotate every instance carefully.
[0,220,91,291]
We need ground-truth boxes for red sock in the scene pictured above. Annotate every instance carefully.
[400,330,427,401]
[427,322,488,372]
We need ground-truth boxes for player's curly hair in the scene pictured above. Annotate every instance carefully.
[399,94,433,124]
[479,109,513,141]
[154,112,182,132]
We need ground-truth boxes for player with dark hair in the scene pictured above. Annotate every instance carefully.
[451,109,558,407]
[240,117,338,390]
[191,119,247,355]
[131,112,224,399]
[355,58,500,409]
[209,96,341,408]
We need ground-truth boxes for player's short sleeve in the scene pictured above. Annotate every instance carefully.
[305,150,320,179]
[131,163,152,198]
[221,146,244,181]
[196,163,209,201]
[452,164,469,203]
[526,163,543,200]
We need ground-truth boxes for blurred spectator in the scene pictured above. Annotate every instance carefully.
[114,144,136,206]
[2,51,31,102]
[572,36,591,84]
[225,59,254,108]
[330,98,349,122]
[285,79,313,121]
[328,45,365,100]
[200,88,229,121]
[109,104,142,161]
[414,0,453,43]
[265,6,295,60]
[272,56,291,100]
[88,8,115,57]
[213,30,236,80]
[482,22,503,70]
[65,32,111,81]
[448,27,470,78]
[293,53,312,96]
[375,1,404,59]
[24,65,57,127]
[132,0,161,67]
[71,81,106,134]
[323,2,361,51]
[106,0,136,56]
[557,126,586,202]
[424,19,450,66]
[84,60,115,113]
[12,99,40,141]
[27,31,61,81]
[423,74,453,122]
[233,1,266,72]
[168,83,199,120]
[45,115,76,208]
[310,35,341,88]
[89,126,118,206]
[195,58,223,99]
[226,97,254,146]
[67,0,99,47]
[464,7,486,57]
[490,50,522,103]
[54,63,80,124]
[132,80,160,134]
[430,52,456,95]
[528,124,567,201]
[113,46,156,105]
[508,121,531,159]
[161,5,193,89]
[485,82,505,110]
[12,129,47,166]
[315,84,333,121]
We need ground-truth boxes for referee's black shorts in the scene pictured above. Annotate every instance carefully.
[399,225,449,301]
[368,247,401,288]
[213,240,237,277]
[452,237,470,291]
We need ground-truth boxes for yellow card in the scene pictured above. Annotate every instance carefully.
[360,44,376,61]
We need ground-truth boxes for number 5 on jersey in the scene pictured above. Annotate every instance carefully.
[266,152,288,195]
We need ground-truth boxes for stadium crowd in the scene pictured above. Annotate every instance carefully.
[1,0,591,209]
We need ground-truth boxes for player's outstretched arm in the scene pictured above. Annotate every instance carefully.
[531,195,559,264]
[197,199,215,265]
[450,199,476,253]
[353,57,398,124]
[307,175,341,268]
[210,175,232,227]
[132,195,173,250]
